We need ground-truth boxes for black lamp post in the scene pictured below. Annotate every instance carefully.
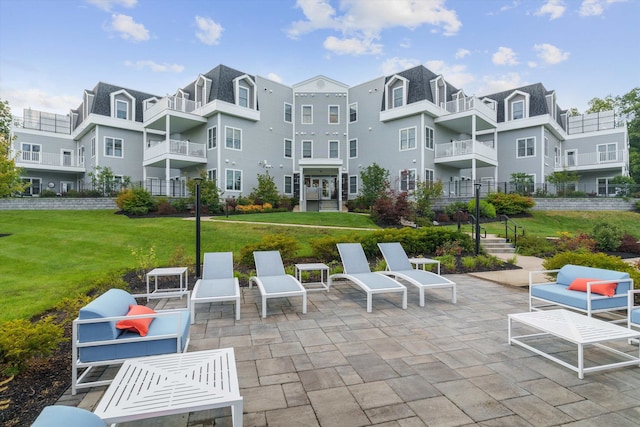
[194,177,202,279]
[474,183,481,256]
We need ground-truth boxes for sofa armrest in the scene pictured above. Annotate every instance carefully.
[529,269,561,287]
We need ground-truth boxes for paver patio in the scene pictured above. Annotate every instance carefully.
[59,273,640,426]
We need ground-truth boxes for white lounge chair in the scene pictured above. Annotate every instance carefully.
[378,242,456,306]
[330,243,407,312]
[249,251,307,318]
[191,252,241,323]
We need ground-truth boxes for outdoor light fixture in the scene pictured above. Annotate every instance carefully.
[194,177,203,279]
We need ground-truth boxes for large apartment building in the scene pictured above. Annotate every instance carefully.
[10,64,629,212]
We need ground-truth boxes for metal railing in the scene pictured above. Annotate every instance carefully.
[12,111,71,134]
[435,139,496,159]
[567,110,621,134]
[15,150,84,168]
[500,215,525,247]
[468,214,487,240]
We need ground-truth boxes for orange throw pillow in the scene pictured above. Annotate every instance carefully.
[568,277,617,297]
[116,304,156,336]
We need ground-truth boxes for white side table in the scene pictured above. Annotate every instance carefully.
[408,257,440,275]
[295,263,330,291]
[146,267,189,301]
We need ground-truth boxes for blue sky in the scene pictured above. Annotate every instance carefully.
[1,0,637,116]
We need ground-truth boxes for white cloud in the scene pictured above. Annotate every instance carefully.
[535,0,566,20]
[124,60,184,73]
[87,0,137,12]
[288,0,462,56]
[195,16,223,46]
[492,47,518,66]
[479,72,524,95]
[3,88,80,115]
[579,0,625,16]
[424,60,476,89]
[528,61,538,68]
[381,57,421,75]
[267,73,283,83]
[455,48,471,59]
[534,43,570,64]
[110,14,149,41]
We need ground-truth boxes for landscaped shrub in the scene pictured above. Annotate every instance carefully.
[54,294,93,327]
[156,199,177,215]
[485,192,535,215]
[0,317,64,375]
[444,201,467,218]
[116,187,156,215]
[542,251,640,286]
[617,233,640,254]
[515,235,556,257]
[590,221,624,251]
[555,232,596,253]
[435,241,463,256]
[238,234,299,267]
[467,199,496,219]
[371,188,410,226]
[171,198,189,212]
[435,212,450,223]
[461,256,477,269]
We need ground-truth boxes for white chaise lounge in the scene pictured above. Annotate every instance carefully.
[191,252,241,323]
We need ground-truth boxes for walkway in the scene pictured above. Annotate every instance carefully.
[60,271,640,426]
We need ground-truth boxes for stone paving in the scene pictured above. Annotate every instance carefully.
[61,274,640,426]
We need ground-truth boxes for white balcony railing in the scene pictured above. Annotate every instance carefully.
[558,150,626,168]
[145,139,206,160]
[435,139,496,160]
[143,96,202,123]
[16,150,84,168]
[443,96,497,121]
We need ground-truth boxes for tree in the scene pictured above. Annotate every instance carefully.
[413,179,443,220]
[187,169,223,213]
[249,171,279,206]
[0,100,27,197]
[359,163,389,208]
[509,172,534,195]
[546,170,579,197]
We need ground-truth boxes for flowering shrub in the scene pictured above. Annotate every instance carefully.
[236,203,273,213]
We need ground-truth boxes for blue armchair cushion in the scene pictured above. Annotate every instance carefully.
[31,405,106,427]
[78,289,136,341]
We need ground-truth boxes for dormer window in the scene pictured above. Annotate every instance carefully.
[239,86,249,108]
[482,98,497,110]
[233,75,256,109]
[116,100,128,119]
[110,89,135,121]
[505,90,529,121]
[392,87,403,108]
[384,75,408,110]
[430,75,447,108]
[512,101,524,120]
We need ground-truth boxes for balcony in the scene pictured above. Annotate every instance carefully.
[12,110,71,135]
[143,139,207,168]
[143,96,207,133]
[556,149,627,171]
[14,150,84,172]
[567,110,622,135]
[434,96,497,133]
[434,139,498,168]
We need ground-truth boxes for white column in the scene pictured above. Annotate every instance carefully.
[165,115,171,196]
[471,115,477,182]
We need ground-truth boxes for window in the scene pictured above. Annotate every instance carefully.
[349,139,358,158]
[207,169,217,182]
[62,149,72,166]
[207,126,217,149]
[116,100,128,119]
[512,100,524,120]
[597,143,617,162]
[400,169,416,191]
[284,175,293,194]
[225,169,242,191]
[329,105,339,124]
[566,149,577,166]
[22,177,41,196]
[544,136,549,157]
[424,169,434,183]
[284,103,292,123]
[329,140,339,159]
[302,105,312,124]
[425,126,434,150]
[238,86,249,108]
[284,139,292,158]
[516,137,535,158]
[349,175,357,194]
[91,137,96,158]
[225,127,241,150]
[20,143,41,162]
[349,103,357,122]
[400,127,416,151]
[302,140,312,158]
[393,86,403,108]
[105,137,123,158]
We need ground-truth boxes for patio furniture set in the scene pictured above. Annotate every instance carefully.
[33,244,640,426]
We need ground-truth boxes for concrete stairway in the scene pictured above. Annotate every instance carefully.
[481,235,516,255]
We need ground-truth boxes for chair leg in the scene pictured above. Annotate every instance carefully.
[262,296,267,318]
[302,294,307,314]
[367,294,372,312]
[419,288,425,307]
[235,297,241,320]
[451,285,457,304]
[402,289,407,309]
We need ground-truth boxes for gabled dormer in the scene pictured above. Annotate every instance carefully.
[83,90,94,119]
[384,75,409,110]
[195,74,212,107]
[175,89,189,100]
[233,74,257,109]
[143,96,159,111]
[110,89,136,121]
[430,75,447,108]
[481,97,497,111]
[504,90,530,121]
[545,90,556,120]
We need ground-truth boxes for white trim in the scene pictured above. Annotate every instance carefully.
[349,102,358,123]
[224,126,242,151]
[516,136,535,158]
[284,138,292,159]
[399,168,417,191]
[349,175,358,195]
[505,90,530,121]
[349,138,358,159]
[301,105,313,124]
[328,105,339,124]
[233,74,256,109]
[284,102,293,123]
[110,89,135,121]
[399,127,417,151]
[424,126,434,150]
[225,168,242,192]
[207,125,217,149]
[384,75,408,110]
[328,140,339,159]
[302,140,313,159]
[104,136,124,158]
[284,175,293,195]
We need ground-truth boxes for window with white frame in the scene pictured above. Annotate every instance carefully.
[116,100,128,119]
[544,136,549,157]
[225,127,242,150]
[207,126,217,149]
[284,139,292,158]
[424,169,434,183]
[91,137,96,158]
[22,177,41,196]
[238,86,249,108]
[597,143,617,162]
[105,137,123,158]
[284,175,293,194]
[349,103,357,122]
[329,105,339,124]
[225,169,242,191]
[20,143,41,162]
[516,137,535,158]
[349,175,357,194]
[400,127,416,151]
[207,168,217,182]
[302,140,312,158]
[425,126,434,150]
[349,139,358,158]
[329,140,339,158]
[302,105,312,124]
[400,169,416,191]
[393,86,403,108]
[512,100,524,120]
[284,103,292,123]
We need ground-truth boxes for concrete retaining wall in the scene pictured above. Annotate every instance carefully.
[0,198,117,210]
[433,197,638,212]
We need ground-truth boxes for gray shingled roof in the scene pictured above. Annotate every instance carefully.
[482,83,554,123]
[72,83,159,124]
[181,64,257,107]
[382,65,461,110]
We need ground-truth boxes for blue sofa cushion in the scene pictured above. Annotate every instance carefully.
[556,265,631,294]
[78,289,136,342]
[79,309,190,363]
[32,405,106,427]
[531,284,628,311]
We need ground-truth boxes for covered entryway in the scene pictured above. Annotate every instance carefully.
[298,159,343,212]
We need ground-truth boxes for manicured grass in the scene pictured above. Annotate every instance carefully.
[0,210,376,322]
[211,211,378,228]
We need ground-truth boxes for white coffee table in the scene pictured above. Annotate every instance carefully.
[508,309,640,379]
[94,349,242,426]
[295,262,330,291]
[146,267,188,301]
[408,257,440,275]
